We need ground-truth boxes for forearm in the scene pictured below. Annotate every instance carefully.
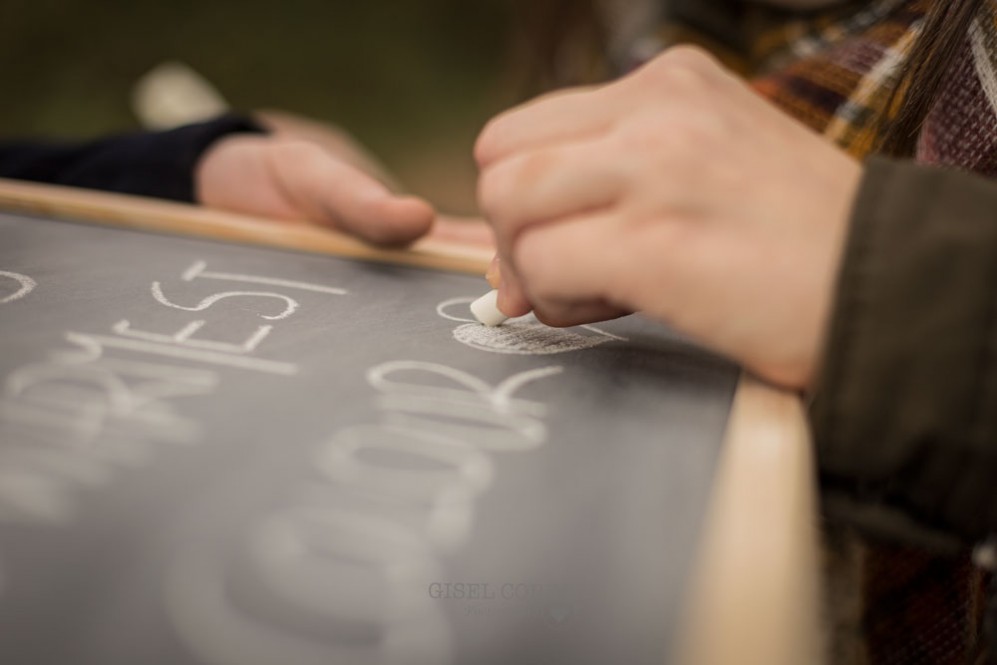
[0,115,264,202]
[811,157,997,548]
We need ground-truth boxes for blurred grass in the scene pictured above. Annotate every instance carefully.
[0,0,519,212]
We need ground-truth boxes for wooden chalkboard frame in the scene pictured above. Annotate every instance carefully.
[0,177,822,665]
[0,179,495,275]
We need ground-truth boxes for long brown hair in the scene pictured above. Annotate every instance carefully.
[879,0,989,155]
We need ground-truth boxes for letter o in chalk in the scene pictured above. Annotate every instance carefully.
[247,508,438,625]
[318,425,494,501]
[0,271,37,304]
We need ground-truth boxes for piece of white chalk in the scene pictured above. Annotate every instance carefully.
[470,290,509,326]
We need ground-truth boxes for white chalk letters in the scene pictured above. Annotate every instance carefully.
[0,261,346,525]
[167,361,562,665]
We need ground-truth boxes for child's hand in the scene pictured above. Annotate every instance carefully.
[475,46,862,389]
[195,132,434,247]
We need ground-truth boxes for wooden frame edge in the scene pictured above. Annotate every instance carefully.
[0,178,493,275]
[676,376,822,665]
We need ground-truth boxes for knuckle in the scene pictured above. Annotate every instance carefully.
[660,45,719,74]
[516,150,553,188]
[477,163,513,222]
[513,231,557,300]
[475,112,513,166]
[479,151,551,223]
[474,124,498,166]
[641,45,720,91]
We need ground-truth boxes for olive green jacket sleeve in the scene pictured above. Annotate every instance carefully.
[811,157,997,549]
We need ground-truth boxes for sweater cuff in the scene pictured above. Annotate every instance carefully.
[810,157,997,544]
[0,114,267,203]
[82,114,266,203]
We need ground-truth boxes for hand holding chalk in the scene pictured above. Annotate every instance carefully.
[471,256,529,326]
[470,256,510,326]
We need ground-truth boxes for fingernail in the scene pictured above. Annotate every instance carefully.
[486,256,501,289]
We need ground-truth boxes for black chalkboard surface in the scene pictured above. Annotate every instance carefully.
[0,206,738,665]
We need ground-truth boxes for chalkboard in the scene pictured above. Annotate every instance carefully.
[0,206,738,665]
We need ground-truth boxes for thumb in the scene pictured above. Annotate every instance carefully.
[266,141,434,246]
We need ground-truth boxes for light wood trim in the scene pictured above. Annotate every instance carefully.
[0,179,492,275]
[677,376,822,665]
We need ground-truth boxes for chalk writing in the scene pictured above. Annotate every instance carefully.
[68,332,296,375]
[182,260,347,296]
[151,283,300,320]
[167,361,562,665]
[166,508,451,665]
[113,319,276,355]
[368,361,559,451]
[437,297,626,355]
[0,260,346,524]
[0,270,36,304]
[0,342,218,523]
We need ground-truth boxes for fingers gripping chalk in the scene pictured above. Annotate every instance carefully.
[471,290,509,326]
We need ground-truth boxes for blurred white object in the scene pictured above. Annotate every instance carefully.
[133,61,230,130]
[470,290,509,327]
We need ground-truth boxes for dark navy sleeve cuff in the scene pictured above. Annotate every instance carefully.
[0,114,266,203]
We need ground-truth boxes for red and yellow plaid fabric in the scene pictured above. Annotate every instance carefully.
[748,0,997,176]
[750,0,930,158]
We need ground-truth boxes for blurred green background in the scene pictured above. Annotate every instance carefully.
[0,0,521,213]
